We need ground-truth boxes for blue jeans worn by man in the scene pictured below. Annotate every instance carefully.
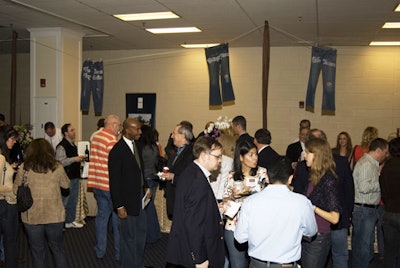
[305,46,337,115]
[205,43,235,106]
[81,60,104,115]
[24,222,68,268]
[93,188,120,260]
[64,178,80,225]
[352,205,380,268]
[301,232,332,267]
[119,209,147,268]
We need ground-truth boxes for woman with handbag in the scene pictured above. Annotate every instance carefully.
[0,125,19,268]
[13,138,70,268]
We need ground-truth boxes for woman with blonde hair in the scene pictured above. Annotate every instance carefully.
[301,138,341,268]
[351,126,378,169]
[13,138,70,268]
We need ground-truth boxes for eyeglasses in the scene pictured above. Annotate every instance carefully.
[208,153,223,160]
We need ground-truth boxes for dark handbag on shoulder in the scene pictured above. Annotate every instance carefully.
[17,171,33,212]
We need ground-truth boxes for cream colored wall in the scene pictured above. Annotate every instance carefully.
[35,37,57,97]
[82,46,400,155]
[0,53,30,124]
[61,35,82,139]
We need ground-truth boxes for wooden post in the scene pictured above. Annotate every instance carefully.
[10,30,17,126]
[262,21,270,129]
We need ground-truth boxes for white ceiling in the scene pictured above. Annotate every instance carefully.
[1,0,400,53]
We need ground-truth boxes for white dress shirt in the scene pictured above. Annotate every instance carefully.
[234,185,317,263]
[44,128,63,151]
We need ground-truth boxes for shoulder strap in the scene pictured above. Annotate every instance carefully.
[22,170,29,185]
[1,160,5,186]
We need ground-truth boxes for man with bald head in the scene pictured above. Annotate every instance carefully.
[109,117,150,267]
[88,114,121,261]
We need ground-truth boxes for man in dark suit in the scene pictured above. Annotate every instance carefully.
[109,117,150,268]
[232,115,254,145]
[292,129,354,268]
[254,128,281,170]
[285,127,309,169]
[162,121,194,220]
[166,137,225,268]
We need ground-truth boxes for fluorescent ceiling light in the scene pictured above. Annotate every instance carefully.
[114,11,179,21]
[382,22,400,28]
[369,41,400,46]
[84,34,110,38]
[181,43,220,48]
[146,27,201,34]
[395,4,400,11]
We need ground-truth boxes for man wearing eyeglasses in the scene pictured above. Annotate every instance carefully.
[162,121,194,220]
[166,136,225,268]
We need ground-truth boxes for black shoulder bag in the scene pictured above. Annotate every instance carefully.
[17,171,33,212]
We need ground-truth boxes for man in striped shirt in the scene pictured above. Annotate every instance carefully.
[88,114,121,261]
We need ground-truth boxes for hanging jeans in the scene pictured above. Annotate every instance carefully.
[81,60,104,115]
[305,46,337,115]
[205,43,235,106]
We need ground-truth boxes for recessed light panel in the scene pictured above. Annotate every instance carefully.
[181,43,220,48]
[114,11,179,21]
[146,27,201,34]
[369,41,400,46]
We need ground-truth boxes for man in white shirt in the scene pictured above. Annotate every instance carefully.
[234,157,317,268]
[44,121,63,150]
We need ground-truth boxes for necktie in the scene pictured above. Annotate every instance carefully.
[132,141,144,186]
[132,141,141,169]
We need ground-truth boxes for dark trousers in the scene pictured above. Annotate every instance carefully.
[301,232,331,268]
[24,222,68,268]
[119,210,147,268]
[305,46,337,115]
[81,60,104,114]
[250,257,297,268]
[382,212,400,268]
[205,43,235,106]
[0,201,18,268]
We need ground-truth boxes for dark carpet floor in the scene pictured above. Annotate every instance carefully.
[17,217,167,268]
[16,217,386,268]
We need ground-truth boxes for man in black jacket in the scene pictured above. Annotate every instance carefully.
[56,123,84,228]
[254,128,281,170]
[162,121,194,220]
[166,137,225,267]
[109,117,151,268]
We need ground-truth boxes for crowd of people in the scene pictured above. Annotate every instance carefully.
[0,112,399,268]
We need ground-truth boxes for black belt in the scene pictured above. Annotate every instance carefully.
[250,257,296,267]
[355,202,379,209]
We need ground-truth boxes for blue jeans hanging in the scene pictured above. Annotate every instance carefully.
[80,60,104,115]
[205,43,235,106]
[305,46,337,115]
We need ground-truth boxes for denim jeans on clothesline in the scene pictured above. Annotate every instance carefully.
[305,46,337,115]
[205,43,235,106]
[81,60,104,115]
